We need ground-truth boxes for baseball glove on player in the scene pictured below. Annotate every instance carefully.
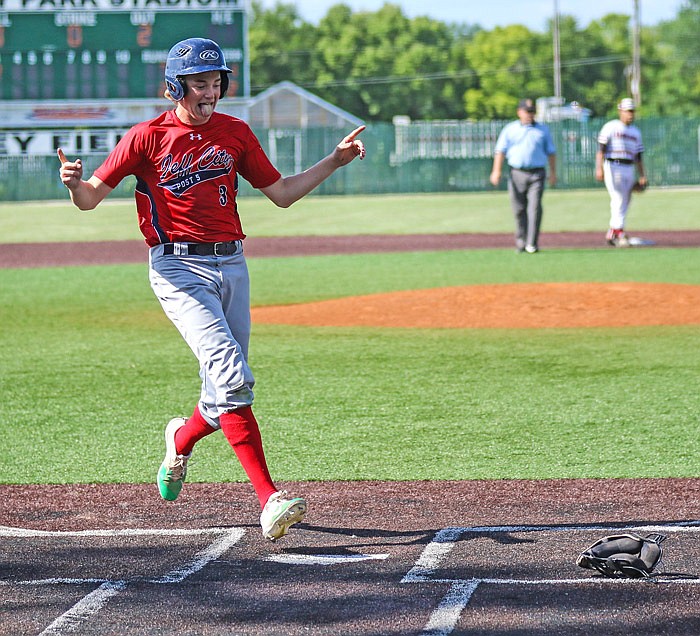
[632,180,647,193]
[576,532,667,578]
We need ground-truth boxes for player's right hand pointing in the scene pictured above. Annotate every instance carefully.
[57,148,83,190]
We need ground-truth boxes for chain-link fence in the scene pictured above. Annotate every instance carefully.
[1,118,698,201]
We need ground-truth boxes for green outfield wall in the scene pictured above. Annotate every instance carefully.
[1,118,698,201]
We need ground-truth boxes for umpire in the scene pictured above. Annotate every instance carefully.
[490,98,557,253]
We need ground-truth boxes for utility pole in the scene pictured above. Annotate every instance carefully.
[631,0,641,104]
[553,0,562,99]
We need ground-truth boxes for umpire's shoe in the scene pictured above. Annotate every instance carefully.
[260,490,307,541]
[157,417,191,501]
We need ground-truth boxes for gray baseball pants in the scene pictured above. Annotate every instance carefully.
[508,167,546,250]
[148,243,255,429]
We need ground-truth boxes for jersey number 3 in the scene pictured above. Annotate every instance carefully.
[219,185,228,206]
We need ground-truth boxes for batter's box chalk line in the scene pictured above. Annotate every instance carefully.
[1,526,245,636]
[403,521,700,636]
[3,521,700,636]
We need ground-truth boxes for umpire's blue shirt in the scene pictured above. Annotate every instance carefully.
[494,121,556,169]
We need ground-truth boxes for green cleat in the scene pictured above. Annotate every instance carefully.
[157,417,190,501]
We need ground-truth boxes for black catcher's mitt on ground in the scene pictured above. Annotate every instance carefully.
[576,533,667,578]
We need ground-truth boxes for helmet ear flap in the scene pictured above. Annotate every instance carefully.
[165,77,186,101]
[167,74,228,100]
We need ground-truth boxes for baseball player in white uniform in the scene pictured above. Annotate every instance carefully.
[595,98,647,247]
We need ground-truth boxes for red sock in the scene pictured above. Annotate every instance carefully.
[174,406,215,455]
[219,406,277,508]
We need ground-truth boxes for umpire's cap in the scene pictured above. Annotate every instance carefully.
[517,98,536,112]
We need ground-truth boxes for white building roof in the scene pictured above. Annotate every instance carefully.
[248,81,363,128]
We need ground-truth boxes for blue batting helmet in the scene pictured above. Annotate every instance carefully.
[164,38,232,101]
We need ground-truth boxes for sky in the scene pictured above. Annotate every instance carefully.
[257,0,685,30]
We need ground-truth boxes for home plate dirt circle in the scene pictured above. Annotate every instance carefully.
[251,282,700,329]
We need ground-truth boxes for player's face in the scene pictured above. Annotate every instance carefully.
[176,71,223,125]
[620,109,635,124]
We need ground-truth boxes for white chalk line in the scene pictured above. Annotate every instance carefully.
[2,578,111,587]
[265,553,390,566]
[149,527,245,584]
[0,525,229,538]
[404,521,700,635]
[412,575,700,585]
[38,581,126,636]
[446,521,700,535]
[421,579,480,636]
[3,526,246,635]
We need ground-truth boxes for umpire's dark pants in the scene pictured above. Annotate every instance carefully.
[508,167,546,250]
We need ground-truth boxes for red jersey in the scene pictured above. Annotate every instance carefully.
[94,110,281,246]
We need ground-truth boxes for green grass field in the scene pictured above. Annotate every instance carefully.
[1,187,699,242]
[1,191,699,485]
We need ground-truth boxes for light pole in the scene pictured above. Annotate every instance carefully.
[553,0,562,99]
[631,0,641,104]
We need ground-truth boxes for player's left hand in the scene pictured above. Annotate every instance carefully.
[333,126,366,166]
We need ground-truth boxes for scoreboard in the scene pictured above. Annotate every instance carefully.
[0,0,248,100]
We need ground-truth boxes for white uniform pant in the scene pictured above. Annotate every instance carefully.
[603,161,636,230]
[148,244,254,429]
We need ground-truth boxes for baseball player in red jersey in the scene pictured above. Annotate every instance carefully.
[57,37,365,541]
[595,98,647,247]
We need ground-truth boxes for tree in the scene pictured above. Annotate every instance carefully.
[312,4,475,120]
[249,2,479,120]
[463,25,550,119]
[248,1,319,91]
[648,0,700,116]
[580,14,636,116]
[247,1,697,121]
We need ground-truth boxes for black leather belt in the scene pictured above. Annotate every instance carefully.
[606,158,634,165]
[511,166,545,172]
[162,241,242,256]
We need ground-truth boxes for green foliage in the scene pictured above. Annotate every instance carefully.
[312,4,470,120]
[249,0,319,90]
[650,0,700,116]
[556,15,627,114]
[2,248,699,483]
[249,2,700,120]
[463,26,550,119]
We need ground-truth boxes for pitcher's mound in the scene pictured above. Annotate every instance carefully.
[252,282,700,329]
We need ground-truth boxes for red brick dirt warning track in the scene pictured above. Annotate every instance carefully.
[1,230,700,268]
